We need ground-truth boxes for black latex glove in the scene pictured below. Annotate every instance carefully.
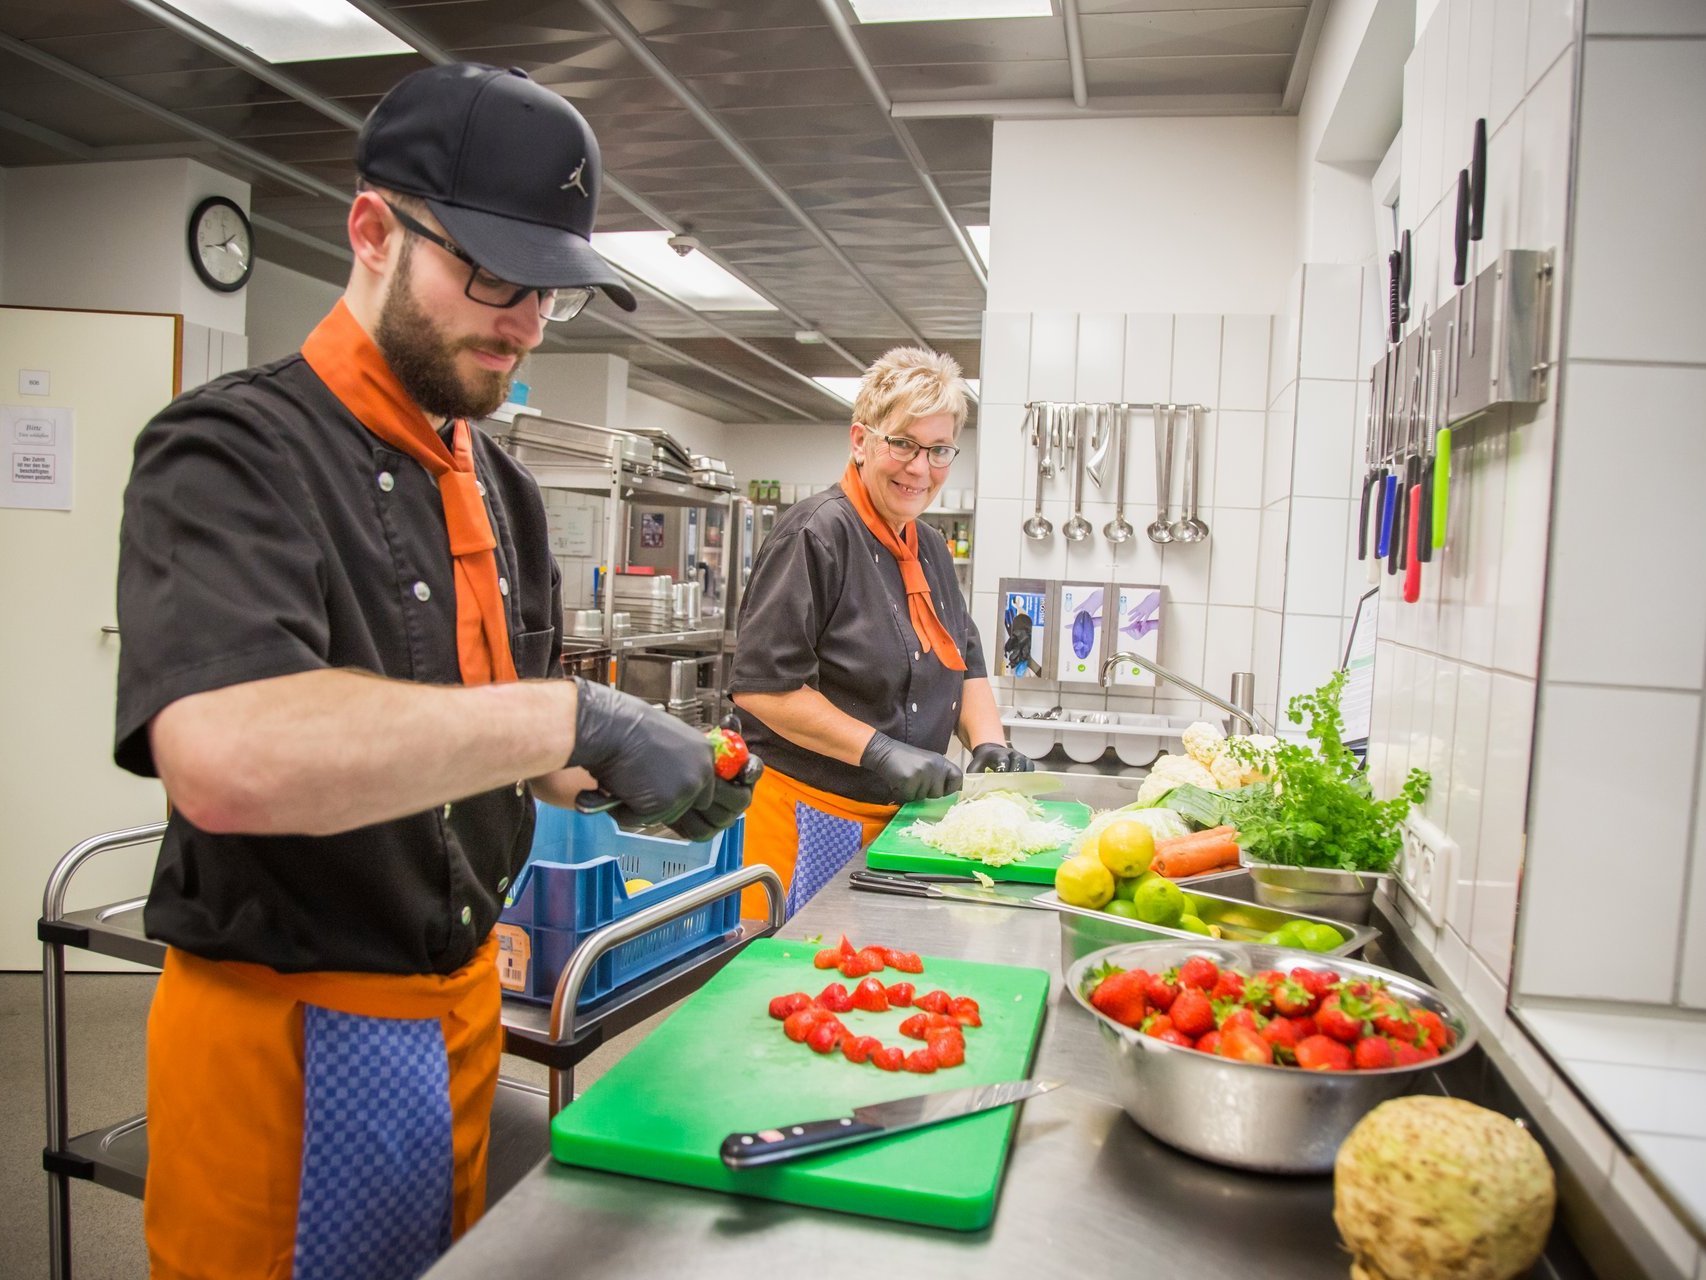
[967,742,1035,774]
[568,679,762,841]
[860,731,962,804]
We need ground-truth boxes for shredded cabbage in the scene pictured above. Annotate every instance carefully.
[906,792,1070,867]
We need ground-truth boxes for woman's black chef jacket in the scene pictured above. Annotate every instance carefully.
[729,488,986,805]
[114,354,562,976]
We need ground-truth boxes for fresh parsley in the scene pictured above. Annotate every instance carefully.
[1222,670,1429,874]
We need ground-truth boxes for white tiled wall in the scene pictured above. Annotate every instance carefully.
[974,311,1275,721]
[1368,0,1706,1269]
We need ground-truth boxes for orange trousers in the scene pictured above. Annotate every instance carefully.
[143,937,502,1280]
[738,768,897,919]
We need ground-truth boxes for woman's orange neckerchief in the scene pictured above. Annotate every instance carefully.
[838,457,966,671]
[302,299,517,685]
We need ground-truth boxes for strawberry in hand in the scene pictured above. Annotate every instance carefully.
[706,726,750,781]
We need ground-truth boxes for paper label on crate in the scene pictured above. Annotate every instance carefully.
[493,923,531,993]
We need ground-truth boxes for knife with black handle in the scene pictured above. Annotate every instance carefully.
[1469,117,1487,242]
[1453,169,1472,287]
[720,1079,1061,1169]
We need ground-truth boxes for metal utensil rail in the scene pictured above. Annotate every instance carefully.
[38,823,783,1280]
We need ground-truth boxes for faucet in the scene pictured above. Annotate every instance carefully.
[1099,651,1275,736]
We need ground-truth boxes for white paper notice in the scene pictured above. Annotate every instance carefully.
[2,405,74,510]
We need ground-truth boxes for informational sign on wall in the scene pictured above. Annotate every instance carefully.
[1,404,74,511]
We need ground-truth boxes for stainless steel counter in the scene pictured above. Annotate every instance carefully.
[429,864,1353,1275]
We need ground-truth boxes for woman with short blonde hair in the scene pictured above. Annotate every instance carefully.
[729,346,1032,919]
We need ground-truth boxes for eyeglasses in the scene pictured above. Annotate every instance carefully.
[383,200,595,322]
[866,429,960,469]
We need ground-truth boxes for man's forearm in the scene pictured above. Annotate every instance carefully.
[732,687,876,766]
[956,677,1005,749]
[150,668,580,836]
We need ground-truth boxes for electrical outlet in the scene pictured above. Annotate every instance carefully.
[1398,812,1457,926]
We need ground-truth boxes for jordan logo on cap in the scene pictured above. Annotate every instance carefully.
[561,158,589,198]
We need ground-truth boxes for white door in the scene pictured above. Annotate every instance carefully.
[0,307,176,970]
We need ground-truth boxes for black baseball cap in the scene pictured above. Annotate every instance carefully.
[357,63,636,311]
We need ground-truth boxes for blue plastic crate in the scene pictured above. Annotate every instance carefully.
[496,804,745,1008]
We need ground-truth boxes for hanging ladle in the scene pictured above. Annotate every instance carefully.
[1103,404,1135,544]
[1061,404,1093,542]
[1147,403,1174,544]
[1021,402,1053,540]
[1170,404,1210,543]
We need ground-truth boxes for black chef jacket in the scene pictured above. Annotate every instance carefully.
[730,488,986,805]
[114,354,563,976]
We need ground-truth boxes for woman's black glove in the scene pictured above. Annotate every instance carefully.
[967,742,1035,774]
[860,731,962,803]
[568,679,761,841]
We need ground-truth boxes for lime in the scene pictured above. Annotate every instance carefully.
[1177,914,1212,935]
[1131,876,1186,927]
[1298,922,1345,952]
[1259,930,1286,945]
[1096,817,1157,878]
[1055,855,1115,910]
[1274,919,1313,947]
[1113,876,1143,903]
[1184,894,1211,918]
[1103,899,1141,920]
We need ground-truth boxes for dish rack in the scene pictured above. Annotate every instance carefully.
[1002,710,1194,766]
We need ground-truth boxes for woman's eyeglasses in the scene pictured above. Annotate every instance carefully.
[384,201,594,322]
[868,430,960,468]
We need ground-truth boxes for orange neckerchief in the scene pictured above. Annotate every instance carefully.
[302,300,517,685]
[838,458,965,671]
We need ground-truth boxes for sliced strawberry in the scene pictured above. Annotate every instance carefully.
[805,1017,846,1054]
[841,1034,882,1065]
[885,981,916,1007]
[838,954,874,979]
[870,1045,905,1072]
[903,1048,939,1074]
[837,934,857,960]
[816,982,853,1013]
[948,996,982,1027]
[914,989,952,1015]
[854,946,887,973]
[898,1012,933,1041]
[927,1034,966,1068]
[813,948,841,970]
[782,1007,824,1042]
[851,976,890,1012]
[767,992,812,1020]
[881,948,925,974]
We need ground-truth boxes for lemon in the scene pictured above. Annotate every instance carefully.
[1130,876,1186,927]
[624,877,654,894]
[1095,817,1157,878]
[1054,855,1115,910]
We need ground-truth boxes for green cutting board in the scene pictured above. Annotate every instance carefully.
[551,936,1051,1231]
[864,797,1093,882]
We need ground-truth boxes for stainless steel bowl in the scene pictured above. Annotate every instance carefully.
[1065,939,1475,1174]
[1244,862,1391,925]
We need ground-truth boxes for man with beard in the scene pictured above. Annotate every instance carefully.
[113,64,760,1279]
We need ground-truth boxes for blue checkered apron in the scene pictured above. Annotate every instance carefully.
[292,1006,454,1280]
[785,803,866,920]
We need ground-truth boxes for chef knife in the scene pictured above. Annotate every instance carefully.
[960,770,1065,800]
[847,869,1060,910]
[720,1078,1062,1169]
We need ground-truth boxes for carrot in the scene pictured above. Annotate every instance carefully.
[1152,836,1241,879]
[1154,825,1236,853]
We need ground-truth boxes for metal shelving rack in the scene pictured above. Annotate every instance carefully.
[39,823,782,1280]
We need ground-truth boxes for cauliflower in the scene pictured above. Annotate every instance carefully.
[1210,753,1249,789]
[1136,752,1217,805]
[1181,721,1225,766]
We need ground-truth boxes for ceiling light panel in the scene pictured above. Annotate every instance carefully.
[590,232,777,312]
[849,0,1053,23]
[159,0,411,62]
